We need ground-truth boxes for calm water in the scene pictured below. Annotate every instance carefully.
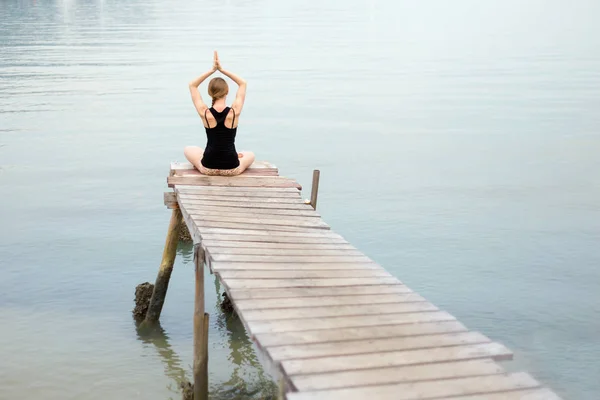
[1,0,599,398]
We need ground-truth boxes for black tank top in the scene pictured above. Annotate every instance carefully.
[201,107,240,169]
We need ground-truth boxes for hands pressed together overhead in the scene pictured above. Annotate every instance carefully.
[212,51,222,72]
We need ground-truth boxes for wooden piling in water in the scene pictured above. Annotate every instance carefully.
[193,244,209,400]
[144,207,182,324]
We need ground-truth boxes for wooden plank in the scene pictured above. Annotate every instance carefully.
[180,198,314,210]
[281,342,513,376]
[211,255,372,263]
[447,388,562,400]
[211,262,379,272]
[175,184,294,192]
[177,188,302,198]
[229,285,409,300]
[242,302,437,322]
[286,373,539,400]
[191,214,330,230]
[218,269,390,280]
[224,277,399,290]
[290,359,505,391]
[247,310,456,334]
[190,212,328,227]
[208,247,363,256]
[180,193,306,204]
[235,293,426,310]
[178,189,300,199]
[183,205,320,217]
[192,214,330,230]
[194,220,331,232]
[168,175,301,189]
[197,227,344,238]
[268,331,490,361]
[255,320,468,347]
[200,234,348,244]
[203,241,355,250]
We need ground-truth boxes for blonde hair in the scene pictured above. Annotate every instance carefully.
[208,77,229,107]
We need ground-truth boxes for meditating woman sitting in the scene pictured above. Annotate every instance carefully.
[184,51,255,176]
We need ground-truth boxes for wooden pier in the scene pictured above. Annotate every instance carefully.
[151,161,561,400]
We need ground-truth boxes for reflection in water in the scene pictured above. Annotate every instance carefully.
[212,281,277,399]
[136,321,188,398]
[177,241,194,264]
[135,262,276,399]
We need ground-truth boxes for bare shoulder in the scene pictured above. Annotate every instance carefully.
[229,105,242,117]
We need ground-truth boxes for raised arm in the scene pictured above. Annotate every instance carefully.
[188,53,219,116]
[215,52,247,114]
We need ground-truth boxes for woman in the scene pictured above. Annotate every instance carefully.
[184,51,255,176]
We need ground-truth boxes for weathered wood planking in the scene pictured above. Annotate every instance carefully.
[441,388,563,400]
[281,342,514,376]
[240,302,438,322]
[290,359,505,391]
[267,331,490,361]
[235,292,426,310]
[203,241,355,250]
[185,205,321,217]
[211,262,380,272]
[180,193,306,204]
[212,255,372,264]
[228,285,410,300]
[246,311,457,334]
[168,175,302,189]
[177,191,305,204]
[166,162,560,400]
[223,277,401,290]
[217,269,392,280]
[177,188,301,198]
[183,199,314,210]
[200,234,347,244]
[208,247,363,256]
[286,373,540,400]
[194,220,330,233]
[175,183,295,192]
[190,214,330,230]
[254,320,469,347]
[197,227,344,238]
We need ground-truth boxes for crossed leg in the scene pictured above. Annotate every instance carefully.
[236,151,256,174]
[183,146,255,175]
[183,146,204,171]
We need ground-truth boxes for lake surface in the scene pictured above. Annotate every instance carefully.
[1,0,599,399]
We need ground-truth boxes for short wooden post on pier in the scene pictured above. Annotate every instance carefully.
[309,169,320,210]
[144,207,182,324]
[193,244,209,400]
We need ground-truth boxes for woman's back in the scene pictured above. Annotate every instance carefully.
[202,107,239,169]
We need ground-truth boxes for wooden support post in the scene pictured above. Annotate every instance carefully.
[310,169,320,210]
[145,207,183,324]
[278,377,286,400]
[193,244,209,400]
